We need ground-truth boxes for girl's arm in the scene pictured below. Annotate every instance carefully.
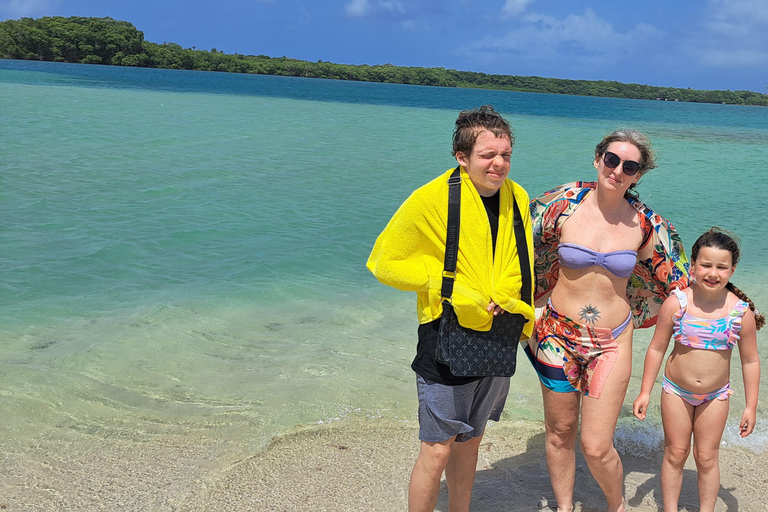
[737,309,760,437]
[632,295,678,420]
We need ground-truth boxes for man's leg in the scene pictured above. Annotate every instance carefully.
[445,434,484,512]
[409,438,455,512]
[442,375,509,512]
[410,375,508,511]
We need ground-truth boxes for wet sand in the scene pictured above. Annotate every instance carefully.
[1,418,766,511]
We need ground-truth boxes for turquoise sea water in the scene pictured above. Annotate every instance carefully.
[1,60,767,457]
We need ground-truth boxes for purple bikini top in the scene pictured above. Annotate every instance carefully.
[558,243,637,278]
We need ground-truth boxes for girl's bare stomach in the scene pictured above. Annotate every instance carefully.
[665,346,732,392]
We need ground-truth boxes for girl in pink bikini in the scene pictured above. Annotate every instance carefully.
[633,227,764,512]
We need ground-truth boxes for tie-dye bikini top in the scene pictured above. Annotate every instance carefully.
[671,288,748,350]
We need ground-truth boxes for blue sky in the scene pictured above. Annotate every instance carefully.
[2,0,767,93]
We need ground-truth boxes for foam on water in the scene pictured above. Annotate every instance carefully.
[615,416,665,459]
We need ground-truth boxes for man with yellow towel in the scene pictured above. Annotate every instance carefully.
[367,105,534,512]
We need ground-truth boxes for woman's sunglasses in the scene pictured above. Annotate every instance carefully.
[603,151,641,176]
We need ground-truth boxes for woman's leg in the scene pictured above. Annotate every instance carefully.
[660,388,695,512]
[579,333,633,512]
[692,396,729,512]
[541,383,581,512]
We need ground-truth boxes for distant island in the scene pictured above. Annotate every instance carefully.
[2,16,766,107]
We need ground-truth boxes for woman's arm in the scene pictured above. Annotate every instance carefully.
[632,295,678,420]
[534,290,552,309]
[737,309,760,437]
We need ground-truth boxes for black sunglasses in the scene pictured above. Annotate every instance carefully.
[603,151,641,176]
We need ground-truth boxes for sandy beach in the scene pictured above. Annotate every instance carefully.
[2,417,766,511]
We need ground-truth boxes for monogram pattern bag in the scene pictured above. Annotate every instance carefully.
[435,167,532,377]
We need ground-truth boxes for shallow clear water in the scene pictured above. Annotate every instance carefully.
[1,59,766,454]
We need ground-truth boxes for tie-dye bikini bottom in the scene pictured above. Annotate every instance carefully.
[662,374,733,406]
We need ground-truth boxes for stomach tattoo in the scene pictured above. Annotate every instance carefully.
[579,304,601,325]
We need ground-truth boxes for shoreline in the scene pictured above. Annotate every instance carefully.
[3,56,767,108]
[3,417,767,511]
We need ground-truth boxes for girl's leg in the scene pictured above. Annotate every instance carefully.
[540,383,581,512]
[659,389,694,512]
[580,334,633,512]
[692,397,729,512]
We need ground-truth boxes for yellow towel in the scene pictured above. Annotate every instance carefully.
[367,167,535,339]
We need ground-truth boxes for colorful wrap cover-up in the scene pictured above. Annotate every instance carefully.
[530,181,689,329]
[526,182,690,396]
[531,300,622,398]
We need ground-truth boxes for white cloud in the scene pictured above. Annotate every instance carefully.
[702,0,768,38]
[681,0,768,69]
[501,0,535,19]
[707,0,768,24]
[456,1,763,90]
[345,0,371,18]
[345,0,406,18]
[345,0,419,30]
[380,1,404,14]
[0,0,61,18]
[701,48,768,67]
[469,8,663,67]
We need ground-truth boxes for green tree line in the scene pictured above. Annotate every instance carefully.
[2,16,766,106]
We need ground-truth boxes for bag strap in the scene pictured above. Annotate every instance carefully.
[512,196,532,306]
[440,166,462,301]
[440,166,532,308]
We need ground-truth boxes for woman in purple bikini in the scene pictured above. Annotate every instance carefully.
[525,130,689,512]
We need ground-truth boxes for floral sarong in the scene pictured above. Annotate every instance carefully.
[525,301,624,398]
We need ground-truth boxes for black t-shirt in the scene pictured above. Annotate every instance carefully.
[410,189,501,385]
[481,191,500,254]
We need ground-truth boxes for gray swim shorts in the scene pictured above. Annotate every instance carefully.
[416,374,510,443]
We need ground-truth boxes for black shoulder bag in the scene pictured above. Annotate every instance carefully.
[435,166,532,377]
